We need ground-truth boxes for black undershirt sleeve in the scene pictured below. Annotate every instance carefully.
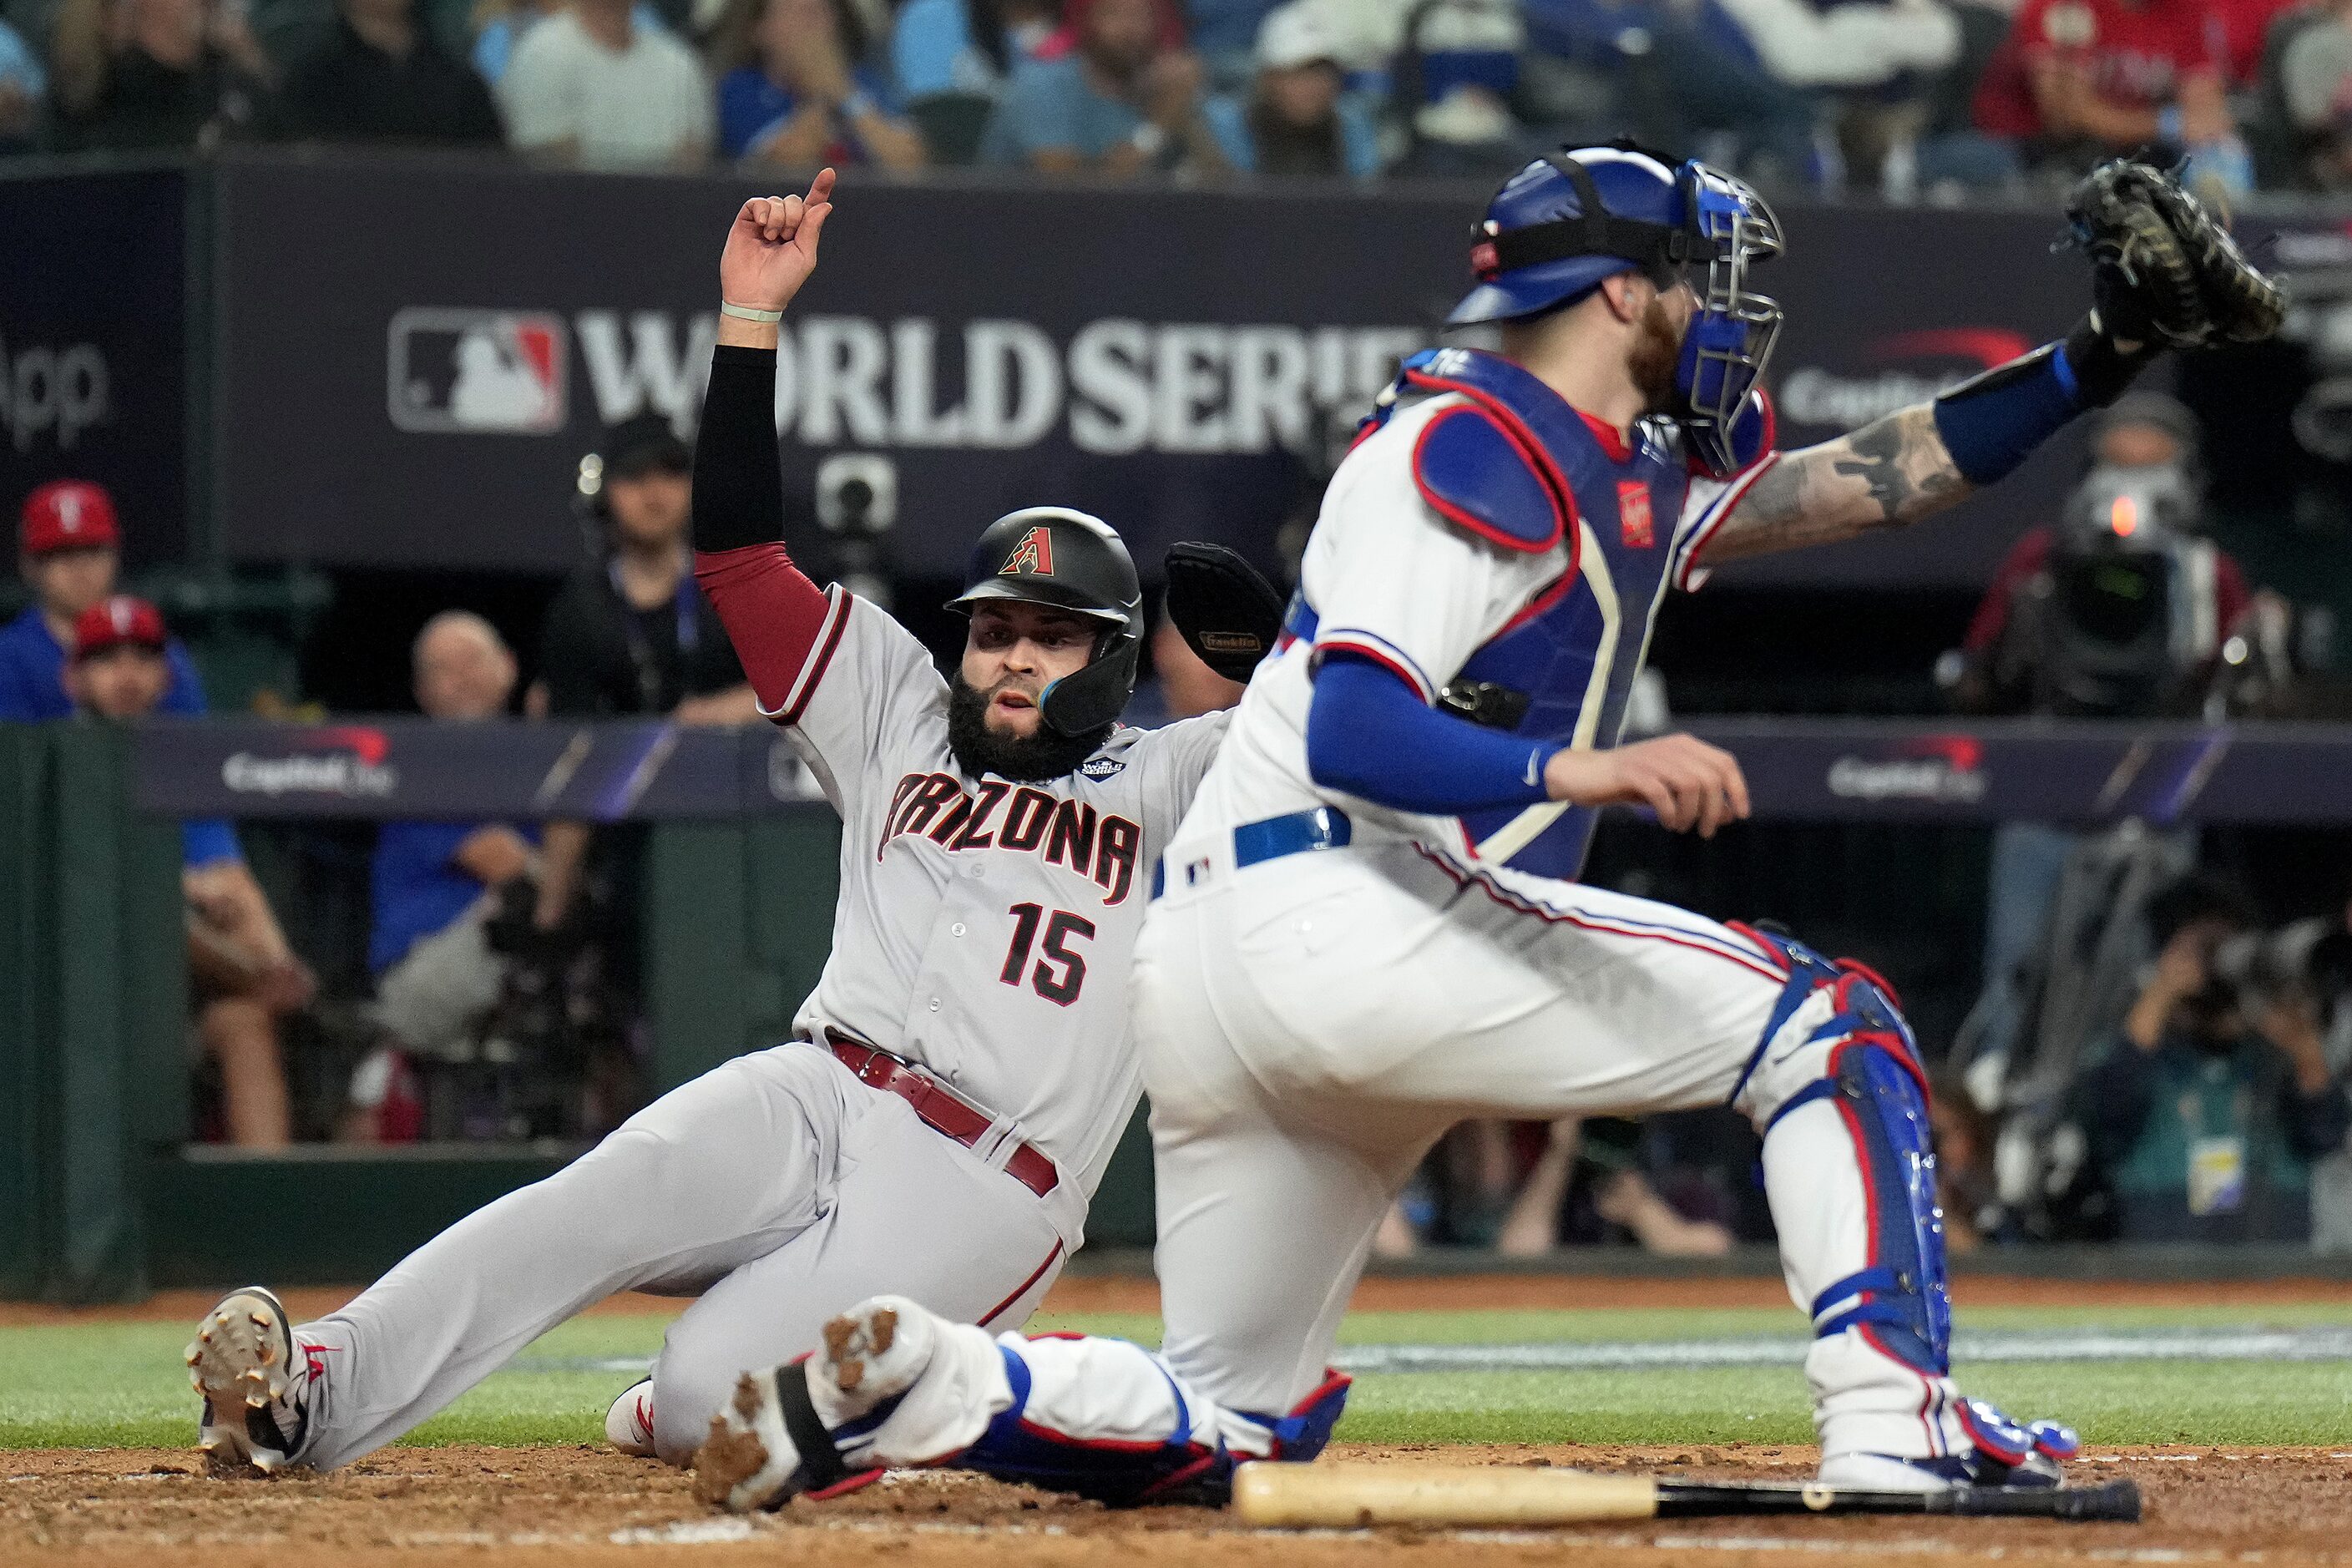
[692,345,786,555]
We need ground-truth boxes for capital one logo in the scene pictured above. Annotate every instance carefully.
[222,726,398,797]
[1777,328,2034,432]
[388,309,567,433]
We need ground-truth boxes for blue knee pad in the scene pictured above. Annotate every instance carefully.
[961,1353,1353,1508]
[1734,926,1952,1378]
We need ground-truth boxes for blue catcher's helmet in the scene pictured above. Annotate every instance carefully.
[1448,142,1787,474]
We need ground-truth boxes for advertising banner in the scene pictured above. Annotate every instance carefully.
[134,716,2352,826]
[0,165,189,566]
[213,154,2097,586]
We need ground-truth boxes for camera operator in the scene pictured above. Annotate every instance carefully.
[1952,395,2268,1077]
[530,413,756,932]
[1955,393,2252,719]
[521,415,755,1130]
[2072,874,2352,1244]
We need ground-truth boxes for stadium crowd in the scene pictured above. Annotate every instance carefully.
[8,0,2352,194]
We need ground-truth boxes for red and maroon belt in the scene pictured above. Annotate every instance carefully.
[824,1030,1060,1199]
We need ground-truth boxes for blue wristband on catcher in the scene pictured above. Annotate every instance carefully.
[1930,340,2082,488]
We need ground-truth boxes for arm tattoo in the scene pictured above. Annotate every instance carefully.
[1702,403,1972,564]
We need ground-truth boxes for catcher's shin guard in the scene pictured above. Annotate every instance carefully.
[1729,928,1968,1459]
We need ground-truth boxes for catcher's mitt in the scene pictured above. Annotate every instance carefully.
[2065,159,2285,352]
[1164,541,1284,684]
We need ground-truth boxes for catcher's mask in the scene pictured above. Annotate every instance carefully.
[947,507,1144,738]
[1449,141,1785,474]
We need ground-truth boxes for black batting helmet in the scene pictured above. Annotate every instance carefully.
[947,507,1144,738]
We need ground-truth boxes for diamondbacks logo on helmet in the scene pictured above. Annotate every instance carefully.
[1000,526,1055,577]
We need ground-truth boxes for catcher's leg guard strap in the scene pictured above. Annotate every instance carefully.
[773,1358,857,1491]
[1791,1038,1950,1374]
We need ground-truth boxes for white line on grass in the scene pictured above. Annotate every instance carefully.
[517,1326,2352,1380]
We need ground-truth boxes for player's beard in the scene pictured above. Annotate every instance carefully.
[1631,294,1684,417]
[947,675,1108,783]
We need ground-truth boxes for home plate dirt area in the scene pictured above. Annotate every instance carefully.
[8,1442,2352,1568]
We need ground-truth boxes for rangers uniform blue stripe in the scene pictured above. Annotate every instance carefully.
[1151,808,1353,898]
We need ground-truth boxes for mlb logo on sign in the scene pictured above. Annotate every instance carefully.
[1616,480,1654,549]
[387,309,568,434]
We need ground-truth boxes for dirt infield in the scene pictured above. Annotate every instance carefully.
[9,1271,2350,1326]
[6,1441,2348,1568]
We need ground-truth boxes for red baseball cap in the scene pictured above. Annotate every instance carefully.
[73,595,168,661]
[21,480,121,555]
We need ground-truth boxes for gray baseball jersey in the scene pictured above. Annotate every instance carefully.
[775,585,1229,1201]
[283,575,1227,1475]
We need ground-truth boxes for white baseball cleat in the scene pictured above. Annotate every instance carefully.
[187,1286,312,1474]
[605,1378,658,1459]
[691,1296,938,1512]
[1818,1399,2076,1493]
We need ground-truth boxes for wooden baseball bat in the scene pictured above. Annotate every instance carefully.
[1230,1462,2143,1527]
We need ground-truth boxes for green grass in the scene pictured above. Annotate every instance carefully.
[6,1302,2349,1452]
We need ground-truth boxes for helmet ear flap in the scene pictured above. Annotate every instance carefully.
[1039,626,1142,738]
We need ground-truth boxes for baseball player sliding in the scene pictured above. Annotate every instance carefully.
[185,169,1271,1476]
[688,148,2284,1507]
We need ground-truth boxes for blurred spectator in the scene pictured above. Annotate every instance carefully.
[498,0,711,167]
[1390,0,1530,178]
[471,0,670,82]
[710,0,924,166]
[1705,0,2014,192]
[528,414,753,938]
[893,0,1060,99]
[2222,0,2304,83]
[1123,610,1245,725]
[67,596,307,1149]
[1970,0,2251,192]
[1519,0,1820,182]
[49,0,276,151]
[277,0,501,144]
[1202,0,1381,176]
[2073,874,2352,1242]
[1188,0,1279,83]
[1,481,208,721]
[2278,0,2352,187]
[979,0,1225,173]
[1930,1070,1998,1251]
[892,0,1060,159]
[2305,893,2352,1253]
[1494,1118,1735,1256]
[0,13,44,147]
[1712,0,1960,94]
[370,612,539,1070]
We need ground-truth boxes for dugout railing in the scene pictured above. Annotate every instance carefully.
[8,714,2352,1301]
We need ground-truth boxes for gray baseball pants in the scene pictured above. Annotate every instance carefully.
[290,1040,1071,1467]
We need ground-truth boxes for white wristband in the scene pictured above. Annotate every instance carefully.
[721,301,784,323]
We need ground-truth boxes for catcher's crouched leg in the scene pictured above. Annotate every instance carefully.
[693,1295,1351,1511]
[1730,930,2076,1490]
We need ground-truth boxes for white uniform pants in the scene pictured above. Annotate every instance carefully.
[293,1041,1071,1469]
[1129,840,1967,1463]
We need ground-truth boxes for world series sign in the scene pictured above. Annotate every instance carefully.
[207,154,2099,587]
